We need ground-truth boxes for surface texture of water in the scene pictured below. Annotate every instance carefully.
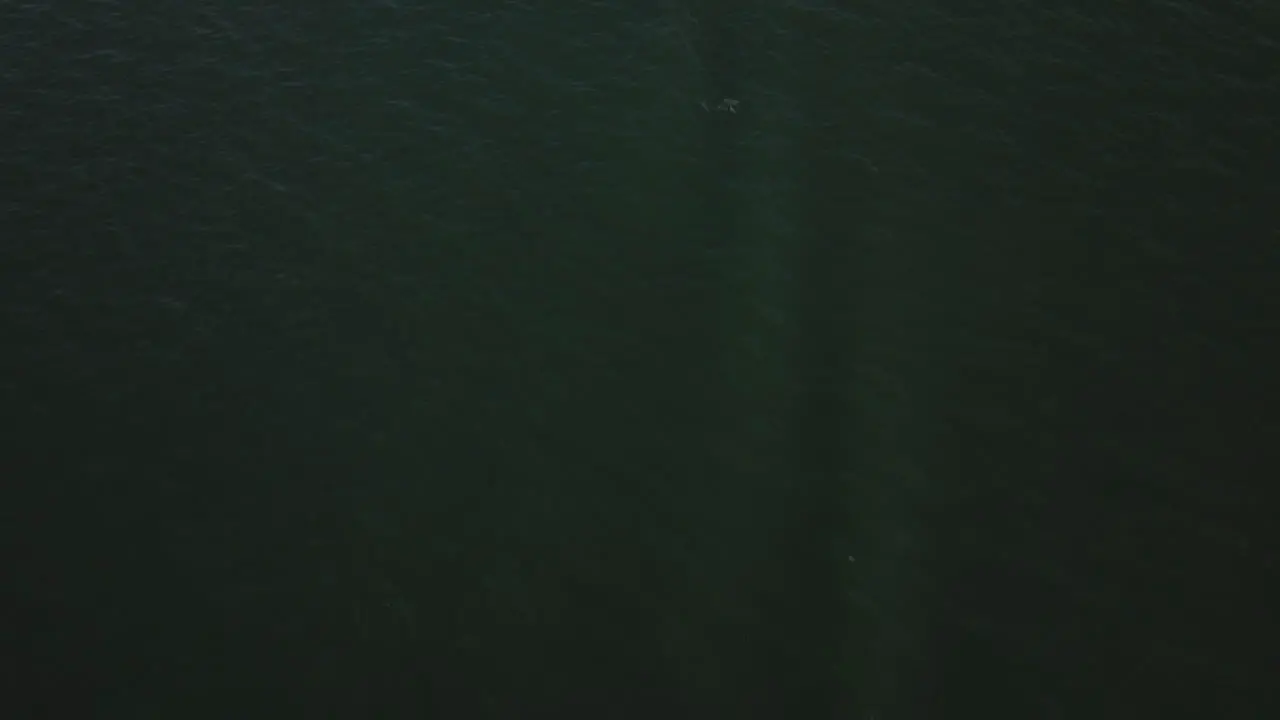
[4,1,1276,717]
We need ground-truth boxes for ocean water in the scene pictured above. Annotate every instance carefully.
[4,1,1277,717]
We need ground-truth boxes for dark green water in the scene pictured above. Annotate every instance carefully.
[3,1,1276,717]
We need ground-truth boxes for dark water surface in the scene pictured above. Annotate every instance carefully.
[4,1,1277,717]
